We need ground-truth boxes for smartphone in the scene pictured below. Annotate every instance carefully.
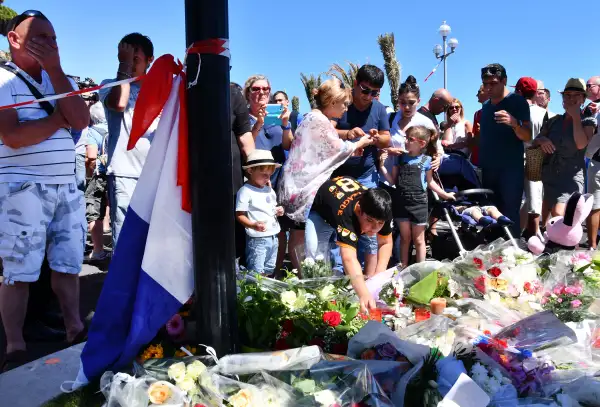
[264,104,283,126]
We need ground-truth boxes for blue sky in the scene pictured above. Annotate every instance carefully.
[2,0,599,119]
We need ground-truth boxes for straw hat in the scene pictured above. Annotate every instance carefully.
[242,149,281,169]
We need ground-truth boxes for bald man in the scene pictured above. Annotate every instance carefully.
[0,11,89,370]
[418,88,453,131]
[585,76,600,248]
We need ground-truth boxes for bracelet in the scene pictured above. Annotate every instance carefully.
[281,124,291,131]
[118,61,132,67]
[117,71,132,78]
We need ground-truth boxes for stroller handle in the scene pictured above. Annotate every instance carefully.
[454,188,495,198]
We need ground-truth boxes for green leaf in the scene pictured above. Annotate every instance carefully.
[407,270,438,305]
[345,304,359,322]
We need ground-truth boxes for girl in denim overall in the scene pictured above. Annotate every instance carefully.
[379,126,455,267]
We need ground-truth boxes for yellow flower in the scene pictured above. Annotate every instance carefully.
[281,291,297,309]
[140,344,164,361]
[186,360,207,380]
[148,382,172,404]
[228,388,254,407]
[168,362,187,383]
[174,345,197,358]
[178,376,197,394]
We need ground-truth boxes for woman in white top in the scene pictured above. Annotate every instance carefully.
[441,98,473,157]
[382,75,438,185]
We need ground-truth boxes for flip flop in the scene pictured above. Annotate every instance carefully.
[1,349,28,372]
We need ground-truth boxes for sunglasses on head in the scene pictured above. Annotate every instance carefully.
[359,83,380,97]
[10,10,48,31]
[481,67,504,79]
[251,86,270,93]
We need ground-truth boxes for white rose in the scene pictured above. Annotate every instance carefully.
[178,375,197,394]
[315,254,325,262]
[186,360,207,380]
[313,390,338,406]
[294,291,308,310]
[303,257,315,267]
[281,291,297,309]
[319,284,336,301]
[168,362,187,383]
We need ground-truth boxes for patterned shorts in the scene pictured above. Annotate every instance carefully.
[0,182,86,284]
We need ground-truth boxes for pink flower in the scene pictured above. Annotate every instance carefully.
[573,252,592,262]
[564,286,578,295]
[571,300,583,308]
[553,285,565,296]
[557,298,563,303]
[573,286,583,296]
[166,314,185,337]
[540,297,549,305]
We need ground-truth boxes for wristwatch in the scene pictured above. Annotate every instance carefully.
[513,119,523,129]
[281,123,292,131]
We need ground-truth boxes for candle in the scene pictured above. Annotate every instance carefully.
[430,297,447,315]
[414,308,430,322]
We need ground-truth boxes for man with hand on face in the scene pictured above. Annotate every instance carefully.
[0,10,89,370]
[333,65,391,278]
[100,33,155,248]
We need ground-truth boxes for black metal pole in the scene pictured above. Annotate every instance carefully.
[184,0,239,355]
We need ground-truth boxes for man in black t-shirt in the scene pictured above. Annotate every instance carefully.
[417,88,453,131]
[307,176,393,312]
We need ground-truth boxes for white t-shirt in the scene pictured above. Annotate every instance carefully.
[447,120,470,156]
[99,79,158,178]
[236,183,281,238]
[528,104,547,146]
[0,63,78,184]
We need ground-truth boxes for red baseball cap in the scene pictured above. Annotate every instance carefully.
[512,77,537,94]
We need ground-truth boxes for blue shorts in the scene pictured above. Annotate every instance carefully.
[0,182,86,284]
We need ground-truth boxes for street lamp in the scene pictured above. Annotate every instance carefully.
[433,21,459,89]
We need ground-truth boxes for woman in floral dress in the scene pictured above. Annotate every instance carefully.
[277,79,373,266]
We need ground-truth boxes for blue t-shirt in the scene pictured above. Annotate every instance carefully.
[333,99,390,179]
[394,154,432,191]
[479,92,531,172]
[86,126,107,175]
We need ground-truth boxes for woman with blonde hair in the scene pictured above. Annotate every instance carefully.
[277,78,373,269]
[441,98,473,157]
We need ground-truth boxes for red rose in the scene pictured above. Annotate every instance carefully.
[275,338,290,350]
[473,258,484,270]
[323,311,342,327]
[331,342,348,355]
[280,330,290,338]
[308,337,325,348]
[523,282,532,294]
[474,275,487,293]
[282,319,294,333]
[488,267,502,277]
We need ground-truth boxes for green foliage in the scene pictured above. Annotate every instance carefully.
[377,33,401,109]
[0,4,17,23]
[300,72,322,109]
[327,62,359,90]
[291,95,300,112]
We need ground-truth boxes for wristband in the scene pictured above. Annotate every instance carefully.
[281,123,291,131]
[117,71,132,78]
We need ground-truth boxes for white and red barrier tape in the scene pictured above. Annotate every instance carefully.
[0,38,231,111]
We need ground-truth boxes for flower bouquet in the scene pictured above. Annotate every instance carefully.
[397,315,457,356]
[294,242,336,279]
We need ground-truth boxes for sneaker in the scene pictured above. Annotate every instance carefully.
[89,251,110,261]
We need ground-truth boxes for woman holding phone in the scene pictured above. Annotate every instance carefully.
[243,75,293,188]
[277,79,373,272]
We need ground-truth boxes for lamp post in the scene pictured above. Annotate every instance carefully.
[433,21,458,89]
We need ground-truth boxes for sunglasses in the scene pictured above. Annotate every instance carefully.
[406,135,423,143]
[586,84,600,89]
[10,10,48,31]
[448,105,460,110]
[359,83,380,97]
[481,67,505,79]
[251,86,271,93]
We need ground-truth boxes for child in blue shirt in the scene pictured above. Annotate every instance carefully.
[379,125,455,267]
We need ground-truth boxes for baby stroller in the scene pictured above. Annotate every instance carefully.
[429,153,518,261]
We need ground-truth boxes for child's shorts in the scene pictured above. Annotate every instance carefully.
[395,192,429,226]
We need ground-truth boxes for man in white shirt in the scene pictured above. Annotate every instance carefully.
[100,33,155,248]
[515,77,546,235]
[584,76,600,248]
[0,11,89,370]
[533,80,557,118]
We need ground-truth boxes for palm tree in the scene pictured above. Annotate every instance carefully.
[291,96,300,112]
[300,73,322,109]
[0,0,16,41]
[377,33,401,110]
[327,62,359,89]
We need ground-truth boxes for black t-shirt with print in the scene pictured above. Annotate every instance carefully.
[417,106,439,130]
[311,176,392,250]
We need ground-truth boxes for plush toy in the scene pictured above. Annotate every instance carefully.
[527,192,594,255]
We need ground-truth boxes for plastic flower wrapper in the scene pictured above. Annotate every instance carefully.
[469,361,517,404]
[133,355,217,382]
[493,310,577,352]
[366,261,444,303]
[294,242,336,279]
[100,372,186,407]
[553,375,600,406]
[397,315,457,356]
[270,359,395,406]
[212,372,299,407]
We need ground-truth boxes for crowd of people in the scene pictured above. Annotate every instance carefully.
[0,9,599,370]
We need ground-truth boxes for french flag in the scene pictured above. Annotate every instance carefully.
[74,55,194,386]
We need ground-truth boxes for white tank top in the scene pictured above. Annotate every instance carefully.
[449,120,469,156]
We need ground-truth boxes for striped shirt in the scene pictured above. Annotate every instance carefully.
[0,63,77,184]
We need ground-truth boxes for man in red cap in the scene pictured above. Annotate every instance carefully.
[514,77,547,238]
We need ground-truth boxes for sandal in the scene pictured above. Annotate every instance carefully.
[1,349,28,372]
[68,326,88,346]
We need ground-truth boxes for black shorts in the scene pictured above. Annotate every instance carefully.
[278,215,306,231]
[85,174,108,222]
[395,192,429,226]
